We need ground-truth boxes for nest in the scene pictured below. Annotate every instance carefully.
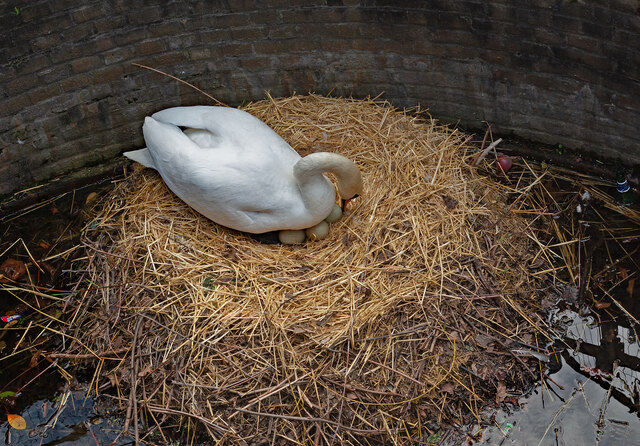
[68,95,552,444]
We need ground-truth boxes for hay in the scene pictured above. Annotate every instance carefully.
[68,95,552,444]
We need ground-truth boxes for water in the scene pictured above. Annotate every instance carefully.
[477,307,640,445]
[0,388,125,445]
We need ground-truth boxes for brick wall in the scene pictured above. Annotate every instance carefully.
[1,0,639,197]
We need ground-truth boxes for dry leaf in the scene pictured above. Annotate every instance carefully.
[7,413,26,430]
[440,383,455,394]
[594,300,611,309]
[496,381,507,404]
[627,278,636,299]
[0,258,27,282]
[474,334,494,349]
[85,192,99,205]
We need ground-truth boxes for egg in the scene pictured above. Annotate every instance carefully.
[278,230,306,244]
[305,221,330,241]
[324,204,343,223]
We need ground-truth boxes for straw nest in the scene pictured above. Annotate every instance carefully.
[71,95,552,444]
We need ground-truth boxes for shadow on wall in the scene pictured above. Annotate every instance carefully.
[1,0,639,197]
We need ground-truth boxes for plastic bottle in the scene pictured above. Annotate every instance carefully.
[616,163,634,206]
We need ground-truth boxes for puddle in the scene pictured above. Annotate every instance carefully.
[0,386,125,445]
[476,308,640,445]
[0,182,130,445]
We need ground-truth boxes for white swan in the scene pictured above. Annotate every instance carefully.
[123,106,363,235]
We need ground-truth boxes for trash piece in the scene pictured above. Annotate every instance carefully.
[1,315,21,323]
[497,154,513,172]
[615,162,634,205]
[511,348,550,362]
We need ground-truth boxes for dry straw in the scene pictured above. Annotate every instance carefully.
[69,94,552,444]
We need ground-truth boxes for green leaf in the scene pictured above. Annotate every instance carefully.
[0,391,15,398]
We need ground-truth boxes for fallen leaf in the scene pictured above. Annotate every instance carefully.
[496,381,507,404]
[0,258,27,281]
[85,192,99,205]
[594,300,611,309]
[7,413,26,429]
[39,240,51,249]
[618,267,629,279]
[440,383,455,394]
[627,278,636,300]
[474,334,494,349]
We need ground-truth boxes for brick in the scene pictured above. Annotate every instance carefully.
[94,14,127,33]
[0,94,32,115]
[102,46,135,65]
[132,39,167,56]
[221,42,254,57]
[5,74,40,95]
[188,48,212,60]
[15,55,51,75]
[71,55,102,74]
[71,5,105,23]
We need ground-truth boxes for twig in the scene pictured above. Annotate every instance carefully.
[472,138,502,166]
[47,347,129,360]
[132,63,226,106]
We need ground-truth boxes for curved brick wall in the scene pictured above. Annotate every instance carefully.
[1,0,639,198]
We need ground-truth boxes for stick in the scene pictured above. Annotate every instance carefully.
[132,63,226,106]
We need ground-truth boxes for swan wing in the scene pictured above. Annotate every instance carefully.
[151,106,298,155]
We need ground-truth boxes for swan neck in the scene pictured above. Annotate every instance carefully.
[294,152,362,199]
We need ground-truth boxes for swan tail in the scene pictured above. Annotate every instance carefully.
[123,148,157,169]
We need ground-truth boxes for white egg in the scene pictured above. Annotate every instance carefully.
[278,230,306,244]
[324,204,343,223]
[305,221,330,241]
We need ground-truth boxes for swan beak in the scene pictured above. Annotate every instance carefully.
[341,194,359,211]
